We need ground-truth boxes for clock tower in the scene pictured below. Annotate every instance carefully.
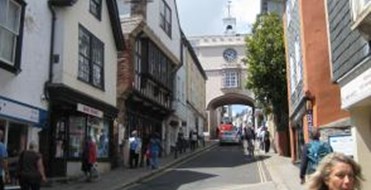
[223,0,236,35]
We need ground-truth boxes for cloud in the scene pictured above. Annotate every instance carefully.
[232,0,261,33]
[177,0,260,36]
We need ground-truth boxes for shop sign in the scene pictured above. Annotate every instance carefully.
[0,97,39,123]
[307,109,313,132]
[341,67,371,108]
[328,135,354,157]
[77,103,103,118]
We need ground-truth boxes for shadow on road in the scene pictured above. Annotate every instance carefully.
[176,145,271,168]
[130,170,217,190]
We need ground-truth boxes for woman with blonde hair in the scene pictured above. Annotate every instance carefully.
[307,152,364,190]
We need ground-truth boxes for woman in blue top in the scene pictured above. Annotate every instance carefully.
[149,132,162,169]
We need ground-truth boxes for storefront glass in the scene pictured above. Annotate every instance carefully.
[69,116,86,158]
[0,119,28,186]
[68,115,109,159]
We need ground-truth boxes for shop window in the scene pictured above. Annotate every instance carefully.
[0,120,27,187]
[68,115,109,159]
[69,116,86,158]
[55,119,67,158]
[87,117,109,158]
[96,120,109,158]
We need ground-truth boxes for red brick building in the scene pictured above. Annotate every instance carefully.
[283,0,350,161]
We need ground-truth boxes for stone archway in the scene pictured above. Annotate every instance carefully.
[206,92,255,139]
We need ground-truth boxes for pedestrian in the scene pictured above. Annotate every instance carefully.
[306,152,364,190]
[300,128,333,184]
[199,132,205,147]
[149,132,162,169]
[0,130,9,190]
[262,127,270,153]
[129,130,141,168]
[17,141,47,190]
[190,130,197,151]
[244,126,255,156]
[139,132,150,168]
[81,136,97,182]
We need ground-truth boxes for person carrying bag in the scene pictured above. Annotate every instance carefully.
[17,141,47,190]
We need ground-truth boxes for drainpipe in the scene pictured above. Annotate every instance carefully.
[42,1,56,178]
[47,1,56,88]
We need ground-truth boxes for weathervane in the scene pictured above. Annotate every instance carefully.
[227,0,232,18]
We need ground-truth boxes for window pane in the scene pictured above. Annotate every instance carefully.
[92,64,102,87]
[7,1,21,33]
[69,116,86,158]
[166,7,171,22]
[90,2,98,16]
[0,0,6,25]
[97,120,109,158]
[92,39,103,65]
[79,29,90,57]
[0,28,16,64]
[78,56,90,81]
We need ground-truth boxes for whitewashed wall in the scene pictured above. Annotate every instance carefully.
[146,0,181,61]
[52,0,118,106]
[0,0,50,111]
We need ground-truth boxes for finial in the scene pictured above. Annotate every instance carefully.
[227,0,232,17]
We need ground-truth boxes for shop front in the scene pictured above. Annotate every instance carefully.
[0,96,47,188]
[46,85,118,177]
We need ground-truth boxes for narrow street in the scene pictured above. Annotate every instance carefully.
[127,144,274,190]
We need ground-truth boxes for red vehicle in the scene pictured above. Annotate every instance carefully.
[218,123,241,145]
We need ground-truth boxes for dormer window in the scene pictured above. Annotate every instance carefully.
[160,0,171,37]
[90,0,102,20]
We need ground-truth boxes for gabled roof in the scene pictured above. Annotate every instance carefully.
[50,0,125,51]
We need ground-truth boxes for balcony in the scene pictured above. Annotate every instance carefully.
[351,0,371,40]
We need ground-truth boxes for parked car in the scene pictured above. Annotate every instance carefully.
[219,127,241,145]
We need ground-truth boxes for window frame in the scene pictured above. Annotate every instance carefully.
[0,0,26,74]
[78,25,105,89]
[160,0,172,37]
[89,0,102,20]
[223,71,239,88]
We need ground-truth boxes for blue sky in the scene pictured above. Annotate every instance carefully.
[176,0,261,36]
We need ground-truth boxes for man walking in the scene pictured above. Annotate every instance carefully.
[300,128,333,184]
[129,130,141,168]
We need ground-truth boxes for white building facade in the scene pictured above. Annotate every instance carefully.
[0,0,50,187]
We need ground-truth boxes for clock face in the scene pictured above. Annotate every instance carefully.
[223,48,237,62]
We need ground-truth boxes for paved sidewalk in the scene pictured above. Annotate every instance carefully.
[42,141,218,190]
[260,151,305,190]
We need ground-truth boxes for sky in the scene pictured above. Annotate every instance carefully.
[176,0,261,36]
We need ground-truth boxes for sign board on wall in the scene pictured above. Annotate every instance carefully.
[328,135,354,157]
[77,103,103,118]
[0,97,40,123]
[341,67,371,108]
